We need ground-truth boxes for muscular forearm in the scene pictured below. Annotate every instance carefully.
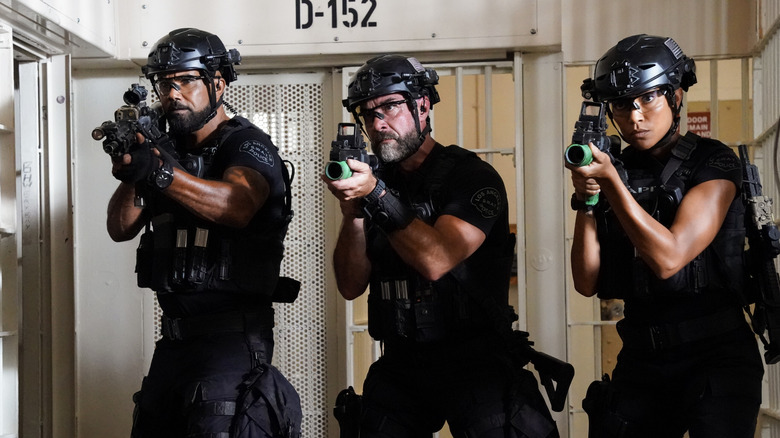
[571,210,600,297]
[162,167,267,228]
[388,215,484,282]
[387,220,458,281]
[106,183,146,242]
[598,172,733,279]
[333,215,371,300]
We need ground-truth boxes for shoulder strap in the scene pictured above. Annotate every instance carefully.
[281,159,295,224]
[216,116,257,144]
[424,144,476,202]
[660,131,699,185]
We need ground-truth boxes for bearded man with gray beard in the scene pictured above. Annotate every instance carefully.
[322,54,559,438]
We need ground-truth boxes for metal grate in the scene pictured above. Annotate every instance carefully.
[149,76,329,437]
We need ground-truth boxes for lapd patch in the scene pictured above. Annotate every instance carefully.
[239,140,275,167]
[471,187,502,218]
[707,153,740,172]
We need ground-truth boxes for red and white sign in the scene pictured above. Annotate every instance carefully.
[687,112,711,138]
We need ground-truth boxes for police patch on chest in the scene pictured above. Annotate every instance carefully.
[707,153,739,172]
[239,140,275,167]
[471,187,502,218]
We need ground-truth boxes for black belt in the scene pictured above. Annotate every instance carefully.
[161,309,274,341]
[616,307,747,351]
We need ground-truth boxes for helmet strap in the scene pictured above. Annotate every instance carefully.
[418,117,432,143]
[405,97,430,142]
[190,73,223,131]
[648,91,683,152]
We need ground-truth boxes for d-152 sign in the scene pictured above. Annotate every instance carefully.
[296,0,378,29]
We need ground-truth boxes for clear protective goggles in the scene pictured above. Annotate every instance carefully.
[354,98,410,124]
[153,74,208,96]
[608,88,668,117]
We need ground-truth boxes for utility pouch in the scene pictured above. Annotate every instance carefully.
[172,229,188,285]
[391,299,414,339]
[367,284,414,341]
[271,277,301,303]
[229,363,302,438]
[414,301,446,342]
[582,374,629,438]
[366,293,386,340]
[333,386,362,438]
[368,278,451,342]
[150,214,175,292]
[187,227,209,284]
[135,229,154,288]
[582,375,611,417]
[218,239,232,281]
[710,227,748,300]
[413,287,446,343]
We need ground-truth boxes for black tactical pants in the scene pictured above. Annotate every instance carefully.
[131,329,297,438]
[359,335,558,438]
[585,322,763,438]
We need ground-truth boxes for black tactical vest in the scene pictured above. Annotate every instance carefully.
[365,145,515,343]
[594,134,745,301]
[135,117,295,301]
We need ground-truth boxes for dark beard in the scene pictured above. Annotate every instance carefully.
[371,130,421,163]
[166,103,213,134]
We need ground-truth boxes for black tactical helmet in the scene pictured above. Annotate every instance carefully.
[142,28,241,84]
[343,54,440,113]
[582,34,697,102]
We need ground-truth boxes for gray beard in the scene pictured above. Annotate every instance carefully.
[372,130,421,163]
[166,104,213,134]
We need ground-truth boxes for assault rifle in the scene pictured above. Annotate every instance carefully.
[564,101,621,206]
[91,84,168,157]
[324,123,379,180]
[738,144,780,364]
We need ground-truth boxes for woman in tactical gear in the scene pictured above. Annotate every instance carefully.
[324,54,559,438]
[106,28,301,438]
[568,34,763,437]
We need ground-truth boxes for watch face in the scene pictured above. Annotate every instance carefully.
[156,168,173,189]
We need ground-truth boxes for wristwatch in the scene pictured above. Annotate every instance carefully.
[570,193,594,212]
[151,160,174,190]
[364,178,386,204]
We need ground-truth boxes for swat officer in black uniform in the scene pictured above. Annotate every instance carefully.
[106,28,301,438]
[323,54,558,438]
[567,34,763,437]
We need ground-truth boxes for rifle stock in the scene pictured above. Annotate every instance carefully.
[529,349,575,412]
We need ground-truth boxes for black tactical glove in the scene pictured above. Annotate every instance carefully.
[112,143,158,184]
